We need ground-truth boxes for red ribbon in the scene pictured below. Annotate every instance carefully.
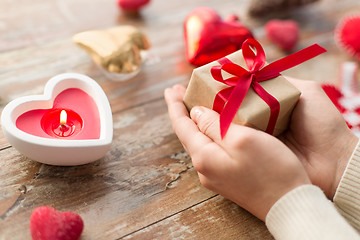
[211,38,326,138]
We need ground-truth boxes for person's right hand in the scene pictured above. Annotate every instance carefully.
[280,77,359,199]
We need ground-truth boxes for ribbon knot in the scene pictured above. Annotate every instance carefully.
[211,38,326,138]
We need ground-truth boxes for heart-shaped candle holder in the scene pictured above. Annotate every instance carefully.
[1,73,113,166]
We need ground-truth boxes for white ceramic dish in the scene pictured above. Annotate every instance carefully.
[1,73,113,166]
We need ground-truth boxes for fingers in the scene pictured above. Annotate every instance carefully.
[164,84,188,121]
[197,172,214,191]
[190,105,256,150]
[164,85,214,156]
[165,85,249,149]
[190,106,222,142]
[164,85,233,176]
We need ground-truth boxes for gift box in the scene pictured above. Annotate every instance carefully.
[184,38,326,137]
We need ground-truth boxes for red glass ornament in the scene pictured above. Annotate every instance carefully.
[184,7,253,67]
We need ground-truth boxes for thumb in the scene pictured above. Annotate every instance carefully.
[190,106,222,142]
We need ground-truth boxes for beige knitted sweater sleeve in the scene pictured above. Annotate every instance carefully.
[334,140,360,232]
[265,141,360,240]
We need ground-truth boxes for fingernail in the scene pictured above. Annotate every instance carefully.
[191,106,204,122]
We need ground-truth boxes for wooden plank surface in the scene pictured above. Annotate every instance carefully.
[0,0,359,239]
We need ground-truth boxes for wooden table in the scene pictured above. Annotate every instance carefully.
[0,0,359,239]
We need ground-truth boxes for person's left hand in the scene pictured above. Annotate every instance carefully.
[164,85,311,221]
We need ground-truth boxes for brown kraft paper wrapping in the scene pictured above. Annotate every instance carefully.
[183,50,301,136]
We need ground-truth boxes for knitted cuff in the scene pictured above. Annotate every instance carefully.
[334,139,360,231]
[266,185,358,240]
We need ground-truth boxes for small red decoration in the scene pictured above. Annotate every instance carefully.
[265,20,299,52]
[322,62,360,136]
[184,7,253,67]
[335,15,360,61]
[118,0,150,12]
[211,38,326,138]
[30,206,84,240]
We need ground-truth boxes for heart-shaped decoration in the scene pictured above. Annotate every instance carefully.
[1,73,113,166]
[30,206,84,240]
[117,0,150,12]
[335,15,360,61]
[265,19,299,52]
[184,7,253,66]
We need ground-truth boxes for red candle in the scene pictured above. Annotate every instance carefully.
[16,88,100,140]
[41,109,82,138]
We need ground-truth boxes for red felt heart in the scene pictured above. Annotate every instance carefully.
[335,15,360,61]
[30,206,84,240]
[265,20,299,52]
[117,0,150,11]
[184,7,253,66]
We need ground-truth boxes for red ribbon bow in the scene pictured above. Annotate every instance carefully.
[211,38,326,138]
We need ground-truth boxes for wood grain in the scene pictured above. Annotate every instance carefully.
[122,196,273,240]
[0,99,215,239]
[0,0,359,239]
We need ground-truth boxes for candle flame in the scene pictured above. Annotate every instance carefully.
[60,110,67,125]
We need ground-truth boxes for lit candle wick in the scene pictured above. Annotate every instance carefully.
[58,110,70,136]
[60,110,67,126]
[44,109,80,138]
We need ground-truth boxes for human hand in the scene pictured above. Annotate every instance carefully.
[280,77,358,199]
[164,85,311,221]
